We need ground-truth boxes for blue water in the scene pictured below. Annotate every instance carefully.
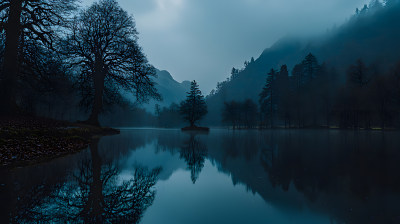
[1,129,400,223]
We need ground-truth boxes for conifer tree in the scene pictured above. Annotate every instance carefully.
[179,80,208,127]
[259,69,276,127]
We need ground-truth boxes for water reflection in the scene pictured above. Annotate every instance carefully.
[179,133,208,183]
[1,129,400,224]
[45,138,160,223]
[2,137,160,223]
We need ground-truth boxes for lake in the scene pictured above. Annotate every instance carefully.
[1,128,400,223]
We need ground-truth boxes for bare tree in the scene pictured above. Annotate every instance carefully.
[0,0,76,114]
[64,0,160,126]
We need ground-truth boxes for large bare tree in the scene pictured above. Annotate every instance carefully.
[64,0,160,126]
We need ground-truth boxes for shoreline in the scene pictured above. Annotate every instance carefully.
[0,116,120,169]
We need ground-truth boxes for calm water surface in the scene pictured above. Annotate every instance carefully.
[1,129,400,223]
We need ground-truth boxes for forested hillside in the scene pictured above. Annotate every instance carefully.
[205,1,400,128]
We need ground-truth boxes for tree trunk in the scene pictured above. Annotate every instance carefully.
[86,58,105,126]
[0,0,23,115]
[83,138,104,223]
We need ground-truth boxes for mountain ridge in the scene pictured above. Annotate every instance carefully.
[205,3,400,124]
[142,69,190,113]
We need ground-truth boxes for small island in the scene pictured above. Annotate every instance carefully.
[181,126,210,132]
[178,80,209,132]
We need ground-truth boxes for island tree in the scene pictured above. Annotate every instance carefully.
[179,80,208,127]
[63,0,160,126]
[0,0,76,114]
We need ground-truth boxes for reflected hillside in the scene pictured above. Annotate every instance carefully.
[2,129,400,223]
[146,129,400,224]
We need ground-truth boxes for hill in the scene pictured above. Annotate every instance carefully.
[205,2,400,125]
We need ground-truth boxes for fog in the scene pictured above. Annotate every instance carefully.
[81,0,369,93]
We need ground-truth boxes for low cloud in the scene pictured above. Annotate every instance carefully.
[82,0,369,93]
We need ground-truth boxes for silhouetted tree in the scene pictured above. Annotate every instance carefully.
[369,0,384,11]
[335,60,376,129]
[273,65,290,127]
[301,53,320,85]
[259,69,276,128]
[222,100,258,129]
[316,64,339,127]
[371,74,398,128]
[0,0,76,114]
[63,0,160,126]
[230,67,239,80]
[222,101,241,129]
[347,59,370,87]
[242,99,258,129]
[179,80,207,127]
[384,0,400,7]
[360,4,369,14]
[180,134,207,184]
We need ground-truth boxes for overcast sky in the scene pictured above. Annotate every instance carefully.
[81,0,369,93]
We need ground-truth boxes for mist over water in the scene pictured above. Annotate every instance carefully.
[2,1,400,223]
[2,129,400,223]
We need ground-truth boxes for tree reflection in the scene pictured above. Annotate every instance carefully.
[256,131,400,223]
[180,133,208,184]
[13,138,160,223]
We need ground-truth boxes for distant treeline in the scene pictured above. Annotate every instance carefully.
[202,0,400,129]
[221,53,400,129]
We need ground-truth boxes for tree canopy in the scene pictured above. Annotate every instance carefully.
[63,0,160,125]
[179,80,208,127]
[0,0,76,114]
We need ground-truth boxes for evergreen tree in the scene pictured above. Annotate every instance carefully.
[259,69,276,127]
[360,4,369,14]
[230,67,239,80]
[291,64,303,91]
[369,0,383,12]
[302,53,320,84]
[222,101,241,129]
[242,99,258,129]
[384,0,399,7]
[347,59,370,87]
[276,65,290,100]
[277,65,292,127]
[179,80,208,127]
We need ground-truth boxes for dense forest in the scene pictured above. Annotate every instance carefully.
[220,54,400,129]
[2,0,400,129]
[203,0,400,129]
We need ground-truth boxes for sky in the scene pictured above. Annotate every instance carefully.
[81,0,370,94]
